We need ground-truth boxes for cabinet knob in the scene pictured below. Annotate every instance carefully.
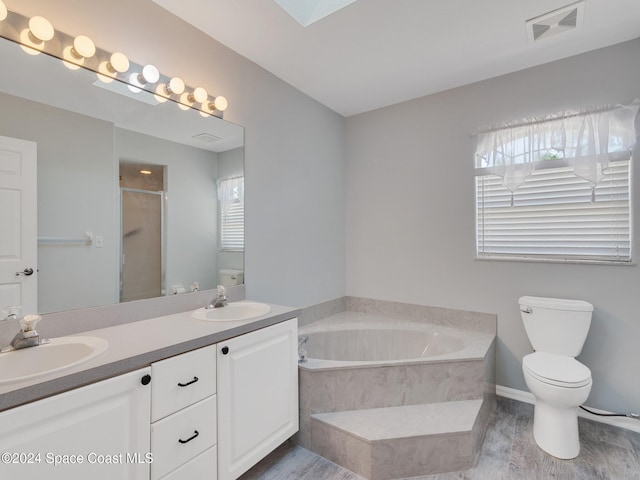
[141,374,151,385]
[221,346,229,355]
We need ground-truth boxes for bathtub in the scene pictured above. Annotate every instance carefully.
[296,311,496,451]
[298,312,492,370]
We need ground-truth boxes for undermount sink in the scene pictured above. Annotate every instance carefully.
[192,301,271,322]
[0,336,108,385]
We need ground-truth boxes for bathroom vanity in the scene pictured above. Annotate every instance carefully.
[0,306,299,480]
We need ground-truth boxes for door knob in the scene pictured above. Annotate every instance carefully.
[15,268,34,276]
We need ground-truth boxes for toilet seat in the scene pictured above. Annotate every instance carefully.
[523,352,591,388]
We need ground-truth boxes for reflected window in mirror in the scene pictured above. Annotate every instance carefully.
[218,175,245,252]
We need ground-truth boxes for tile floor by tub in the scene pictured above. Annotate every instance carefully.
[239,398,640,480]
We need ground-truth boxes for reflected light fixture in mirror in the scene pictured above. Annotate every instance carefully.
[0,5,228,117]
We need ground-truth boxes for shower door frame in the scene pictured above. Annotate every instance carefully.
[119,187,167,302]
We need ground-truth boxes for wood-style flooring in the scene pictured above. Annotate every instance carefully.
[239,398,640,480]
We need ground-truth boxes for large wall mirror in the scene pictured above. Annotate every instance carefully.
[0,38,244,314]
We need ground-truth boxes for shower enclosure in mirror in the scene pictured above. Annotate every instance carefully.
[0,37,244,315]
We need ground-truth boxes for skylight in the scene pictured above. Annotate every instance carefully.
[273,0,358,27]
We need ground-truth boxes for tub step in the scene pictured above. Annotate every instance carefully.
[310,399,485,480]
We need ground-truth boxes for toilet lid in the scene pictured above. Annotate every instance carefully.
[523,352,591,387]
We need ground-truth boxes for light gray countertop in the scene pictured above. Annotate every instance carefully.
[0,302,299,412]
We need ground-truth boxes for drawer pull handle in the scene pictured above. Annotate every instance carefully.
[177,376,199,387]
[178,430,199,444]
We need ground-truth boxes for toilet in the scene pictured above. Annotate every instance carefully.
[519,296,593,459]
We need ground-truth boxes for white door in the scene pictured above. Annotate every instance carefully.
[0,135,37,314]
[0,367,152,480]
[217,318,299,480]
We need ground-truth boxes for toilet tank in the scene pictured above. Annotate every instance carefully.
[519,296,593,356]
[219,269,244,286]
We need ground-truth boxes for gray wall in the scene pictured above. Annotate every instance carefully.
[345,38,640,413]
[11,0,346,308]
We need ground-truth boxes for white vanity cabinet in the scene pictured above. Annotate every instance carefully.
[217,318,299,480]
[0,367,152,480]
[150,344,218,480]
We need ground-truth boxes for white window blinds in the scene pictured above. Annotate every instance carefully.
[217,176,244,251]
[475,159,631,263]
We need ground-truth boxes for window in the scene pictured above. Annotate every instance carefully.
[474,105,637,264]
[217,176,244,251]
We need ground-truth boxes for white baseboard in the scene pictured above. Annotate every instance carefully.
[496,385,640,434]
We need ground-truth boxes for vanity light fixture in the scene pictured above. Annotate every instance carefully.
[201,96,229,117]
[213,96,228,112]
[139,64,160,85]
[19,15,55,55]
[188,87,208,104]
[139,169,152,175]
[166,77,185,95]
[0,6,228,118]
[72,35,96,59]
[28,16,54,42]
[109,52,130,74]
[62,34,96,70]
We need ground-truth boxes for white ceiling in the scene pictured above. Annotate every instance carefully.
[152,0,640,117]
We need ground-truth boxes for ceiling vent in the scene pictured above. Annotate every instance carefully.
[192,133,222,143]
[526,1,585,43]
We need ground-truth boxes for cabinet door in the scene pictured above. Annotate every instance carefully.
[0,368,151,480]
[217,318,298,480]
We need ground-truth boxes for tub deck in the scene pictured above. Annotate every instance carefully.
[299,311,495,370]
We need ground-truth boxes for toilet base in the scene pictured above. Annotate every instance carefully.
[532,401,580,459]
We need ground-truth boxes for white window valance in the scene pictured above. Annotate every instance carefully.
[217,175,244,208]
[475,103,639,193]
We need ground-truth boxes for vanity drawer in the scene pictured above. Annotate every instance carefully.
[152,344,216,421]
[151,395,217,480]
[160,445,217,480]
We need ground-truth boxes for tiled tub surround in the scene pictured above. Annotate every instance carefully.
[0,295,298,412]
[297,300,496,480]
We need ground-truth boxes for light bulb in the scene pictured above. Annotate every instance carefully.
[72,35,95,58]
[188,87,208,104]
[166,77,185,95]
[138,64,159,85]
[109,52,129,74]
[0,1,7,22]
[28,16,54,42]
[214,96,228,112]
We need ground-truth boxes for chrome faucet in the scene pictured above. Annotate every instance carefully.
[206,285,228,309]
[298,335,309,363]
[1,312,49,353]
